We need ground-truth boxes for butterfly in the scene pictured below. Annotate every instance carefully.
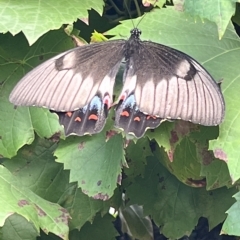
[9,28,225,138]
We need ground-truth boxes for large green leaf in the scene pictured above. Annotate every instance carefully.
[125,157,237,239]
[182,0,238,39]
[69,214,119,240]
[55,133,125,200]
[222,192,240,236]
[1,214,38,240]
[0,30,71,158]
[2,137,121,233]
[0,165,70,239]
[0,0,104,45]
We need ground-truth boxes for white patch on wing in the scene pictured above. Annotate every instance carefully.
[177,78,188,119]
[166,76,178,118]
[176,60,191,78]
[50,70,75,110]
[139,78,155,114]
[119,74,137,100]
[98,74,113,99]
[155,78,168,117]
[62,51,77,69]
[74,75,94,109]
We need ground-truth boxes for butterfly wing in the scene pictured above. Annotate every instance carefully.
[10,40,126,135]
[115,93,164,138]
[115,39,225,137]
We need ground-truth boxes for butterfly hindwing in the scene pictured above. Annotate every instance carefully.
[115,94,163,138]
[55,94,108,136]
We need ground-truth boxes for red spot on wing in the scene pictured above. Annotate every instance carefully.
[103,95,111,109]
[134,116,141,122]
[147,115,157,120]
[121,111,129,117]
[89,114,98,120]
[75,117,81,122]
[120,93,127,101]
[66,112,72,117]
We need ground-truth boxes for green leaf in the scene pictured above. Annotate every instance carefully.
[125,157,237,239]
[1,214,38,240]
[2,136,122,234]
[0,165,70,239]
[124,137,153,182]
[182,0,238,39]
[69,213,119,240]
[55,133,125,200]
[2,137,74,203]
[222,192,240,236]
[0,30,73,158]
[0,0,104,45]
[62,187,119,230]
[119,204,153,240]
[201,159,232,190]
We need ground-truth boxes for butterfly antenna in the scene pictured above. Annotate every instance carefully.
[133,0,158,28]
[135,0,158,28]
[124,0,136,28]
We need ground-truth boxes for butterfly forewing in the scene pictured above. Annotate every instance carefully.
[9,40,125,111]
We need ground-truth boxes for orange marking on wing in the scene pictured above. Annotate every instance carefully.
[74,117,81,122]
[66,111,72,117]
[121,111,129,117]
[147,115,157,120]
[89,114,98,120]
[134,116,141,122]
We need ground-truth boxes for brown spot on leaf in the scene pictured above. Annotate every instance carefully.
[82,189,89,195]
[214,149,228,162]
[174,121,197,137]
[161,185,166,190]
[55,208,70,225]
[170,130,179,144]
[34,204,46,217]
[106,130,118,141]
[167,149,174,162]
[93,193,109,201]
[185,178,206,187]
[18,199,29,207]
[49,132,61,142]
[211,181,220,189]
[60,208,68,213]
[198,145,214,165]
[78,142,85,150]
[158,176,164,183]
[117,174,122,185]
[81,180,86,184]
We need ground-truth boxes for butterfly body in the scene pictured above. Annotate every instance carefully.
[9,28,225,138]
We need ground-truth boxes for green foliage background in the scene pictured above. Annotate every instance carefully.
[0,0,240,239]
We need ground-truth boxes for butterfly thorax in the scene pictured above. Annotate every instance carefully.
[124,28,142,60]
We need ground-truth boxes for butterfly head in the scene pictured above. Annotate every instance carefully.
[130,28,142,40]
